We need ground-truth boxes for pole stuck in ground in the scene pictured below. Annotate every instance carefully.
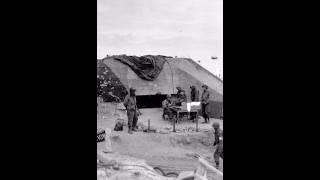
[196,115,199,132]
[173,116,176,132]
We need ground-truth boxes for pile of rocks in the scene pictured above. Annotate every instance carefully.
[97,151,174,180]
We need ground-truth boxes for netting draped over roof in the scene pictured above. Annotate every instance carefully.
[113,55,169,81]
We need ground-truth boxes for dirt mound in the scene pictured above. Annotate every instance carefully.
[105,132,213,160]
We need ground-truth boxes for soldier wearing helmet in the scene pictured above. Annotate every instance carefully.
[213,122,223,169]
[201,84,210,123]
[162,94,173,120]
[176,87,187,106]
[123,88,139,134]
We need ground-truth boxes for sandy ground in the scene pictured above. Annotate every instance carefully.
[98,108,223,132]
[97,107,223,180]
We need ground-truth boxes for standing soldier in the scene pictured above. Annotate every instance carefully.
[180,91,187,103]
[190,85,199,102]
[212,122,223,169]
[176,86,184,96]
[123,88,138,134]
[190,86,200,120]
[201,85,210,123]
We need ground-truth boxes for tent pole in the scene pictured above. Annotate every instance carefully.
[165,59,174,94]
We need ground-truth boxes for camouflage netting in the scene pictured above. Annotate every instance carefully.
[97,60,128,102]
[112,55,170,81]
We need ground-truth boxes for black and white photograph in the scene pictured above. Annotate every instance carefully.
[97,0,223,179]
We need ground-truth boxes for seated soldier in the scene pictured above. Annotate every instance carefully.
[162,94,173,120]
[180,91,187,102]
[176,87,187,106]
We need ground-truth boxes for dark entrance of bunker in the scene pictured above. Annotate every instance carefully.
[136,94,168,108]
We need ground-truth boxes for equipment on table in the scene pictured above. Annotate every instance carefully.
[176,102,201,123]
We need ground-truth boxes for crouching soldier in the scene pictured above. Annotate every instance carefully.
[213,122,223,169]
[162,94,173,120]
[176,87,187,106]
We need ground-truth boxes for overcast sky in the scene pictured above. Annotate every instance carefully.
[97,0,223,77]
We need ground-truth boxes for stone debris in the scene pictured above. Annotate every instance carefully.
[97,151,176,180]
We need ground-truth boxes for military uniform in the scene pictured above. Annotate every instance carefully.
[190,86,199,102]
[213,123,223,168]
[123,90,138,133]
[176,89,187,106]
[201,86,210,123]
[162,98,173,119]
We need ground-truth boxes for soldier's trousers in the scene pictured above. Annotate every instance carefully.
[214,144,223,165]
[163,107,173,119]
[202,103,210,120]
[127,110,138,130]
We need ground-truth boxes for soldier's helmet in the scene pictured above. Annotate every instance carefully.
[202,84,208,89]
[212,122,220,129]
[129,88,136,93]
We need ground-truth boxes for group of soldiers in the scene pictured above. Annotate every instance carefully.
[162,85,211,124]
[122,85,223,169]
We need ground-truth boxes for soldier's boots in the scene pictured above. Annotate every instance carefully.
[202,118,210,124]
[202,119,207,124]
[131,126,138,132]
[215,162,220,170]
